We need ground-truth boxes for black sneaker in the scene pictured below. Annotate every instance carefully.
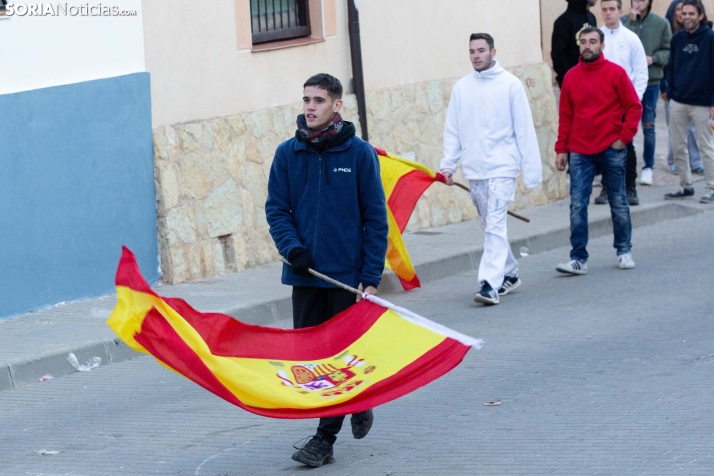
[497,276,521,295]
[291,434,334,467]
[664,187,695,200]
[594,187,608,204]
[627,189,639,206]
[474,281,499,305]
[351,409,373,439]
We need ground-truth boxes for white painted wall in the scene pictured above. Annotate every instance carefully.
[359,0,545,91]
[143,0,352,128]
[144,0,547,128]
[0,0,145,94]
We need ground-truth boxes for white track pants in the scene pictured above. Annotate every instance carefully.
[469,178,518,289]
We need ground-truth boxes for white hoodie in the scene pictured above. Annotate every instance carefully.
[440,60,542,189]
[600,21,648,100]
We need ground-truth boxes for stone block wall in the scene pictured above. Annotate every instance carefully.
[152,62,565,284]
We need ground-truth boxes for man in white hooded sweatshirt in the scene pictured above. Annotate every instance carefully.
[440,33,542,306]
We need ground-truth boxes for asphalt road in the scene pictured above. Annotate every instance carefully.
[1,211,713,476]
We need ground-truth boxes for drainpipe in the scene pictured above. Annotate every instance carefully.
[347,0,369,141]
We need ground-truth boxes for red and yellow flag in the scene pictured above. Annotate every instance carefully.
[108,247,482,419]
[375,148,447,290]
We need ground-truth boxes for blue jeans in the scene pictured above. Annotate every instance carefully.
[641,85,659,169]
[569,147,632,262]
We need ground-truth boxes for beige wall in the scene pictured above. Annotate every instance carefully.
[358,0,544,91]
[142,0,352,128]
[144,0,546,128]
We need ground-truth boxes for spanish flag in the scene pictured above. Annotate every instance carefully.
[108,247,483,419]
[375,148,447,290]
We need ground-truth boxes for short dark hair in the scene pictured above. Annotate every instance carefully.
[579,26,605,43]
[682,0,707,19]
[603,0,623,9]
[469,33,495,50]
[303,73,343,100]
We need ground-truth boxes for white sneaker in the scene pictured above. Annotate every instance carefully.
[617,253,635,269]
[640,167,653,186]
[556,260,588,275]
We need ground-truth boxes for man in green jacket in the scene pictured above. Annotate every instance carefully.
[622,0,672,186]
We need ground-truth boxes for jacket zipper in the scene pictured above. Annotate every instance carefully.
[312,153,322,255]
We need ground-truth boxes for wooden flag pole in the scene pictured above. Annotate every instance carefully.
[279,256,364,296]
[452,182,531,223]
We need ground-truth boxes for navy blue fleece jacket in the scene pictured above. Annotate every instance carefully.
[265,131,388,290]
[666,25,714,107]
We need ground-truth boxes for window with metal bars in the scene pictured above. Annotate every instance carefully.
[250,0,310,45]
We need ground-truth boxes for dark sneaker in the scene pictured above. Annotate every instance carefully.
[664,187,695,200]
[627,189,639,206]
[594,187,608,204]
[497,276,521,295]
[351,409,373,439]
[291,435,334,467]
[474,281,499,305]
[692,167,705,175]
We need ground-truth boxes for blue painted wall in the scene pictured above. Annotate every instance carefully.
[0,73,159,319]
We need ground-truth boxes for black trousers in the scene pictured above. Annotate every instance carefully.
[625,142,637,192]
[600,142,638,192]
[292,286,357,444]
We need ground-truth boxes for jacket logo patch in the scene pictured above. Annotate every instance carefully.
[683,44,699,54]
[334,168,352,173]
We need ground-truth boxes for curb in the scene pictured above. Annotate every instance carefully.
[0,201,704,392]
[4,339,142,390]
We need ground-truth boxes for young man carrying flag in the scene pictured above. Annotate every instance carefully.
[440,33,542,306]
[265,74,388,466]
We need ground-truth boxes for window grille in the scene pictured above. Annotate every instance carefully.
[251,0,310,45]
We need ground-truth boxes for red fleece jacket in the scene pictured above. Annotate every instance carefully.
[555,55,643,155]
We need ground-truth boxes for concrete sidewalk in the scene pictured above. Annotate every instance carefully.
[1,181,711,393]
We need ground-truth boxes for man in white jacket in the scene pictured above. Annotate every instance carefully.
[600,0,648,99]
[597,0,649,206]
[440,33,542,306]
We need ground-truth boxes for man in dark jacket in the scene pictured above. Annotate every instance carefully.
[663,0,714,203]
[552,0,598,87]
[661,0,705,175]
[265,73,389,467]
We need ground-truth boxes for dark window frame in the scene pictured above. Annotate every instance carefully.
[250,0,311,45]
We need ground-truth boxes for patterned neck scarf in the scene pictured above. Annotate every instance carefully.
[296,113,344,144]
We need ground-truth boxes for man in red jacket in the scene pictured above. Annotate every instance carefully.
[555,27,643,275]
